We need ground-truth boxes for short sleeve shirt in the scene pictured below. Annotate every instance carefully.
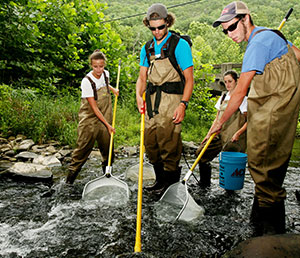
[81,70,109,98]
[139,31,193,71]
[215,92,248,114]
[242,26,292,74]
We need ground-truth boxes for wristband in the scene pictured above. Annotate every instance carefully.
[180,100,189,109]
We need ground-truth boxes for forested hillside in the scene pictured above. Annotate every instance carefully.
[1,0,300,145]
[104,0,300,56]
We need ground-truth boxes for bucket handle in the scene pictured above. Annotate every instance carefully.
[182,133,216,182]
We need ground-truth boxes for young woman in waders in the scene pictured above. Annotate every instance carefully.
[66,50,119,184]
[196,70,247,188]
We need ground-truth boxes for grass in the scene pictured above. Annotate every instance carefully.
[0,87,209,148]
[2,87,298,149]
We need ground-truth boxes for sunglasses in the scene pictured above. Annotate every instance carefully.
[222,17,242,34]
[148,24,167,31]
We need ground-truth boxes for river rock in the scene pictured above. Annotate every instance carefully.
[125,162,155,184]
[33,155,62,167]
[17,139,35,151]
[0,160,13,171]
[7,162,52,178]
[183,141,198,155]
[58,149,72,157]
[0,137,9,144]
[15,151,38,160]
[122,146,138,157]
[31,144,48,153]
[46,145,57,153]
[0,144,12,153]
[4,150,15,157]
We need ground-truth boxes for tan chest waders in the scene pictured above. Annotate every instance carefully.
[67,85,112,184]
[145,56,183,171]
[247,46,300,206]
[218,98,247,152]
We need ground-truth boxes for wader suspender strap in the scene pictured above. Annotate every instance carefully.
[145,34,185,119]
[85,76,98,100]
[103,71,110,94]
[85,72,110,101]
[165,35,185,83]
[145,34,184,83]
[220,92,227,105]
[252,29,288,44]
[146,82,184,119]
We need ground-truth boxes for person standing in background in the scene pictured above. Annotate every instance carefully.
[196,70,247,189]
[66,50,119,184]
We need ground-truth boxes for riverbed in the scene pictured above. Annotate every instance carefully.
[0,140,299,257]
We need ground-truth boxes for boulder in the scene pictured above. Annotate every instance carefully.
[17,139,35,151]
[223,234,300,258]
[15,151,38,160]
[125,162,155,185]
[33,155,62,167]
[7,162,52,178]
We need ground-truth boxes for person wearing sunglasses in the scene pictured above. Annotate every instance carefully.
[210,1,300,236]
[136,3,194,195]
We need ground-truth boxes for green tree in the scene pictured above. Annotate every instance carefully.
[0,0,126,94]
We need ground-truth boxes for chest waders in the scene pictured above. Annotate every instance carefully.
[67,80,112,184]
[218,98,247,152]
[195,94,247,187]
[249,45,300,236]
[248,45,300,207]
[144,38,185,194]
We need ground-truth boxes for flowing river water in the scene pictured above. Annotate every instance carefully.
[0,140,300,257]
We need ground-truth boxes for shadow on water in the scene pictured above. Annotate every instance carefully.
[0,140,300,257]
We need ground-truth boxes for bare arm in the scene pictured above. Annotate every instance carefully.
[136,66,148,113]
[210,71,255,135]
[232,113,247,142]
[109,86,119,96]
[173,66,194,124]
[201,112,220,144]
[292,45,300,62]
[87,97,115,135]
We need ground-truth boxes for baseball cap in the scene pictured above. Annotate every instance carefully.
[213,1,250,27]
[147,3,168,20]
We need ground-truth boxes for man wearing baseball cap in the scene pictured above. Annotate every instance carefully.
[136,3,194,195]
[210,1,300,236]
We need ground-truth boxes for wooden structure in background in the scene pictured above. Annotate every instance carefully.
[209,62,242,96]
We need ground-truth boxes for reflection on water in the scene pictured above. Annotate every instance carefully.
[0,139,299,257]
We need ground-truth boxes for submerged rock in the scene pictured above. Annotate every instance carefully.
[223,234,300,258]
[125,162,155,185]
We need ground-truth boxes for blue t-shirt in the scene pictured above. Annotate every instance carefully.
[139,31,193,71]
[242,26,292,74]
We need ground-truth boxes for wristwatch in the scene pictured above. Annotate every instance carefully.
[180,100,189,109]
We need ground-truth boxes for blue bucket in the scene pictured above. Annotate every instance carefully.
[219,151,247,190]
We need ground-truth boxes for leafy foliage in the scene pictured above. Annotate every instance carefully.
[0,0,126,95]
[0,84,79,145]
[1,0,300,146]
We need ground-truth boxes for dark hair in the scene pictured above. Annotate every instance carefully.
[89,49,106,65]
[143,13,176,28]
[223,70,239,82]
[236,14,254,26]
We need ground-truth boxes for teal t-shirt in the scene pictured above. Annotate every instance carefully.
[139,31,193,71]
